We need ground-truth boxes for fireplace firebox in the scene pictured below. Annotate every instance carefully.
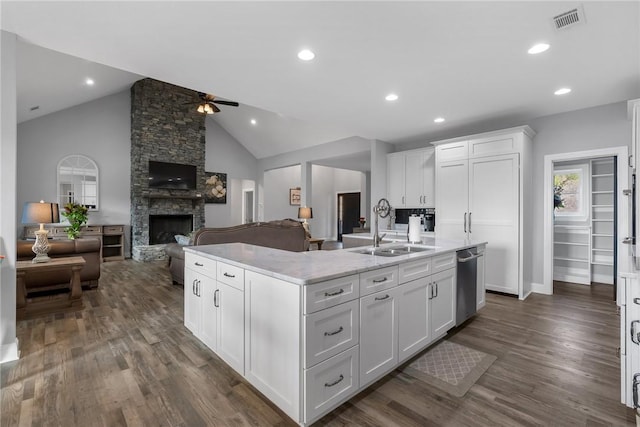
[149,215,193,245]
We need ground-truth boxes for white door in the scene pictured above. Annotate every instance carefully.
[387,154,406,208]
[398,277,430,363]
[184,268,201,335]
[435,159,469,239]
[217,281,245,374]
[200,278,217,351]
[430,268,456,339]
[405,153,424,207]
[469,154,519,294]
[360,287,399,387]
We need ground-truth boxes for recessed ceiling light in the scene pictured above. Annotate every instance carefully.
[297,49,315,61]
[250,119,257,125]
[528,43,550,54]
[385,94,398,101]
[554,87,572,95]
[85,78,95,86]
[434,117,445,123]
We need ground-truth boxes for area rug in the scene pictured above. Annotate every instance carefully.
[400,340,497,397]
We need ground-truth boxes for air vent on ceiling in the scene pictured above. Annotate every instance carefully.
[29,106,40,111]
[553,6,585,30]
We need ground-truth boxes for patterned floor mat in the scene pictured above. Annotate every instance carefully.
[399,340,497,397]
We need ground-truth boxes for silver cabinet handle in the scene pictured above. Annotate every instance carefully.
[624,237,635,244]
[469,212,472,234]
[194,262,204,266]
[634,298,640,305]
[634,373,640,408]
[325,289,344,297]
[193,279,197,296]
[214,289,219,308]
[372,277,388,284]
[324,326,344,336]
[325,374,344,388]
[197,280,201,297]
[631,320,640,345]
[375,294,390,301]
[223,272,235,278]
[464,213,467,233]
[428,283,433,300]
[434,283,438,298]
[402,196,405,205]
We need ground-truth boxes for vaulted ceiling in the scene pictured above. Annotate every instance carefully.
[3,1,639,162]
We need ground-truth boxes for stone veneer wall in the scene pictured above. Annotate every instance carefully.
[130,78,206,253]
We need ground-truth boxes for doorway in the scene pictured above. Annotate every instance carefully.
[242,189,255,224]
[543,146,629,297]
[337,192,360,241]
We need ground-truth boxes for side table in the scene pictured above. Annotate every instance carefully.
[309,238,325,250]
[16,256,86,320]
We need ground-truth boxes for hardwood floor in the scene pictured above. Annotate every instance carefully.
[1,261,635,426]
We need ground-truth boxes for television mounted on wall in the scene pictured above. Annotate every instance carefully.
[148,161,197,190]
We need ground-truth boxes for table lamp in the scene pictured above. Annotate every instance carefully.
[298,206,313,237]
[21,201,60,263]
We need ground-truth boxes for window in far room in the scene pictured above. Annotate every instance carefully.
[554,163,589,221]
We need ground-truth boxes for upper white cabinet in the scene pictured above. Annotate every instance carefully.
[434,126,535,297]
[387,147,435,208]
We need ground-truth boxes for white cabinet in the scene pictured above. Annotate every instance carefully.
[398,277,431,363]
[359,287,399,387]
[430,268,456,338]
[183,255,245,374]
[434,127,534,297]
[387,148,435,208]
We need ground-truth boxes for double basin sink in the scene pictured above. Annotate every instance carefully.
[354,244,438,257]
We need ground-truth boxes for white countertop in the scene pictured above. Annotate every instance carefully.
[184,237,486,286]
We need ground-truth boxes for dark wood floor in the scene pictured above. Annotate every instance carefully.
[1,260,635,426]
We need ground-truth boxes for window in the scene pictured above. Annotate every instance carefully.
[554,164,589,220]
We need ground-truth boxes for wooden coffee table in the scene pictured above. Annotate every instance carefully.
[16,256,86,320]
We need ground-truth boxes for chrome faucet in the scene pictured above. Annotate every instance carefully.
[372,198,391,247]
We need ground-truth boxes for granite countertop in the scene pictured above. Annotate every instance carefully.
[184,237,486,286]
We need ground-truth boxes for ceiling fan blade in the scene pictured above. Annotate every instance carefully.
[212,104,221,113]
[212,100,239,107]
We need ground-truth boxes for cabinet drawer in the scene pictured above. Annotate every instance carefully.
[360,266,398,296]
[304,300,359,368]
[435,140,468,162]
[304,346,359,424]
[432,252,456,274]
[304,274,359,314]
[185,252,216,277]
[217,262,244,290]
[82,225,103,235]
[103,225,124,234]
[398,258,432,284]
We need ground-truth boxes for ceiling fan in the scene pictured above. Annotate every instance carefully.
[190,92,239,114]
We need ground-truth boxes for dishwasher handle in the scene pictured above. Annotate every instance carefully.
[457,252,481,263]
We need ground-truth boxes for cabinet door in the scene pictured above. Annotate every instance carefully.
[184,268,201,335]
[387,153,406,207]
[476,250,486,311]
[359,287,399,387]
[405,153,425,207]
[469,154,519,294]
[421,149,435,207]
[435,159,469,240]
[217,281,245,374]
[430,268,456,339]
[398,277,430,363]
[200,277,218,351]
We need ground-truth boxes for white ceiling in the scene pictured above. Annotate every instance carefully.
[3,1,640,164]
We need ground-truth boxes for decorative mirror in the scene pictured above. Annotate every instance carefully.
[57,154,99,211]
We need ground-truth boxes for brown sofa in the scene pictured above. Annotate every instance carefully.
[17,238,102,290]
[165,219,309,285]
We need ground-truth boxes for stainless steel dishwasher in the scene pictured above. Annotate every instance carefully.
[456,248,480,326]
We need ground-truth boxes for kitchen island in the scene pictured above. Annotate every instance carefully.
[183,238,485,426]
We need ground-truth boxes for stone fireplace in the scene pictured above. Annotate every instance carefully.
[149,214,193,245]
[130,78,206,261]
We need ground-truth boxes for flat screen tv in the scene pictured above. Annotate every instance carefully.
[148,161,197,190]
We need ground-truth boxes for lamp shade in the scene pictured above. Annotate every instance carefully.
[298,207,313,220]
[21,201,60,224]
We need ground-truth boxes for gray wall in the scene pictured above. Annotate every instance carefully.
[205,117,258,227]
[17,90,131,243]
[264,165,301,221]
[529,101,631,286]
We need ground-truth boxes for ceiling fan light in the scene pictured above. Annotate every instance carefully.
[197,104,205,113]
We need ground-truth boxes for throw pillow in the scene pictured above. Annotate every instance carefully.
[175,234,190,245]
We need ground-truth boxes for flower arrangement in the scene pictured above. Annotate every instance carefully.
[62,202,89,239]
